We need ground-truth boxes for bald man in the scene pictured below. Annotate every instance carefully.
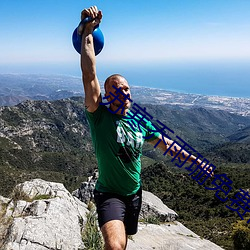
[80,6,213,250]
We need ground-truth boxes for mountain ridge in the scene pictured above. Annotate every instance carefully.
[0,97,250,196]
[0,97,249,249]
[1,74,250,249]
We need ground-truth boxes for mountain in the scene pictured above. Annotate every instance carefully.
[0,97,250,249]
[204,126,250,164]
[227,125,250,143]
[1,74,250,117]
[141,104,250,149]
[0,74,83,106]
[1,97,250,196]
[0,97,97,196]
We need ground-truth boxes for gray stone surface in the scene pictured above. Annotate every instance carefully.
[72,173,178,222]
[0,179,89,250]
[72,169,98,204]
[140,190,178,222]
[127,222,224,250]
[0,179,224,250]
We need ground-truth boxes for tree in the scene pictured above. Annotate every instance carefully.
[232,218,250,250]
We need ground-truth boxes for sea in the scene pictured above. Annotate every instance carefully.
[2,60,250,99]
[98,61,250,99]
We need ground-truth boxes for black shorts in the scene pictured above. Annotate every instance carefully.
[94,187,142,235]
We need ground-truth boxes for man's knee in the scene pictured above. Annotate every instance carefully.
[101,220,127,250]
[104,239,126,250]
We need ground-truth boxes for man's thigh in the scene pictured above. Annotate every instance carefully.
[94,191,128,248]
[94,188,142,235]
[94,190,126,228]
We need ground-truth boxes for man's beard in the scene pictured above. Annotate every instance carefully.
[113,101,131,109]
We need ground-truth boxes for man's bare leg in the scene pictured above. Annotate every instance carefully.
[101,220,127,250]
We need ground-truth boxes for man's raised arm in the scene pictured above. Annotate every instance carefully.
[80,6,102,113]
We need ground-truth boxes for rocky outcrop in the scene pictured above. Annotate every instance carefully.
[72,173,178,222]
[140,190,177,222]
[72,169,98,204]
[0,179,224,250]
[127,222,224,250]
[0,179,89,250]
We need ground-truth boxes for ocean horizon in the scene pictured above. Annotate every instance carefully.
[1,60,250,99]
[101,61,250,99]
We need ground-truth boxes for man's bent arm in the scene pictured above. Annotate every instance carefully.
[81,7,102,113]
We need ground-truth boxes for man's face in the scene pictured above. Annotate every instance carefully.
[105,76,132,114]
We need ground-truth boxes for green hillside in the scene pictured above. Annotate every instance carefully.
[0,97,250,249]
[141,161,250,249]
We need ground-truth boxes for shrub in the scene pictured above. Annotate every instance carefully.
[82,202,104,250]
[140,215,161,225]
[232,218,250,250]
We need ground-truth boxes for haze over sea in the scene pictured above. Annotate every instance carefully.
[99,61,250,99]
[35,60,249,99]
[2,60,250,99]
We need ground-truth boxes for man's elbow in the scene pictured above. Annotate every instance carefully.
[82,71,96,83]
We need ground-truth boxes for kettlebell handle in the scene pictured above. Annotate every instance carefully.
[77,17,99,35]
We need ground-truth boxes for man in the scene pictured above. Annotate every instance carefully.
[80,6,213,250]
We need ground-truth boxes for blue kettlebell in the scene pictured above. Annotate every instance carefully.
[72,17,104,55]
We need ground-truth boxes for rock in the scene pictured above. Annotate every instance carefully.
[0,179,89,250]
[72,169,98,204]
[0,178,224,250]
[0,196,12,248]
[140,190,178,222]
[72,172,178,222]
[127,222,224,250]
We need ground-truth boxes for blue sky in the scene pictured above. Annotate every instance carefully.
[0,0,250,96]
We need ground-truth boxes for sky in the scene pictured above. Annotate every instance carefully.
[0,0,250,97]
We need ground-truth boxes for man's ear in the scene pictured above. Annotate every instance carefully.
[104,92,110,100]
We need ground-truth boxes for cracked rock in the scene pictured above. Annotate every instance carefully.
[0,179,88,250]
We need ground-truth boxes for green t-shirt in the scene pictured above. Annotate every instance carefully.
[85,105,160,196]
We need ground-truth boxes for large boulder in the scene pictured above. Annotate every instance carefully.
[140,190,178,222]
[127,222,224,250]
[72,169,98,204]
[0,179,89,250]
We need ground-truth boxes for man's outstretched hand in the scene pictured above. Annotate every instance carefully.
[200,162,215,177]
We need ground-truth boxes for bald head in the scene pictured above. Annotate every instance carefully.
[104,74,128,92]
[104,74,132,114]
